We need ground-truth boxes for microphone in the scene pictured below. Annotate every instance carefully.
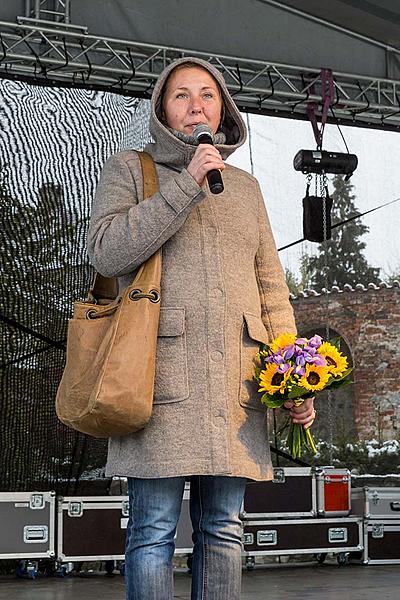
[193,124,224,194]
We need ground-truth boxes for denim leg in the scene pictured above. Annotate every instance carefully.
[189,475,247,600]
[125,476,186,600]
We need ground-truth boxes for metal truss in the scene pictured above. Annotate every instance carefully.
[24,0,71,24]
[0,15,400,131]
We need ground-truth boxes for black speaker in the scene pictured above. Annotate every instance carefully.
[303,193,333,242]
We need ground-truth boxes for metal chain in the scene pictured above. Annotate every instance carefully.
[321,174,329,283]
[319,172,334,464]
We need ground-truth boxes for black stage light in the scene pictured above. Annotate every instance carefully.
[293,150,358,179]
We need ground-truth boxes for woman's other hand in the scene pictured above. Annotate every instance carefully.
[284,397,316,430]
[187,144,225,187]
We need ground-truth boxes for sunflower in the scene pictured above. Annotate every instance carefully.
[270,332,297,354]
[259,363,293,395]
[299,364,331,391]
[318,342,348,377]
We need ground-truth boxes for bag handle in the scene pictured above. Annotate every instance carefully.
[89,151,160,302]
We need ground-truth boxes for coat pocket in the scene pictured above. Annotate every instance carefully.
[239,313,270,411]
[153,307,189,404]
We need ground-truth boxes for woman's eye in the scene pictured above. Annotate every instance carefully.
[176,93,187,99]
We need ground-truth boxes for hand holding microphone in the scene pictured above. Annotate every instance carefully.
[187,124,225,194]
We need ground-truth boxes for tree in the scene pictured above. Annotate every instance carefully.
[382,262,400,285]
[301,175,381,292]
[285,251,313,296]
[285,267,299,296]
[0,167,105,492]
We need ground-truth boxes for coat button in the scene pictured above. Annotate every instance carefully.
[215,412,227,423]
[210,350,224,362]
[212,287,223,297]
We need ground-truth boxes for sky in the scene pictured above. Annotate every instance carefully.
[1,78,399,285]
[228,113,400,282]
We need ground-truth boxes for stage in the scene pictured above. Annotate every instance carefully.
[0,561,399,600]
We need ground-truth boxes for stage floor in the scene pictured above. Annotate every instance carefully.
[0,562,399,599]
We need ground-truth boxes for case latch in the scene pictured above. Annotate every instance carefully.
[272,468,285,484]
[122,500,130,517]
[328,527,348,543]
[68,501,83,517]
[243,532,254,545]
[372,490,380,506]
[30,494,45,509]
[23,525,48,543]
[257,530,278,546]
[371,523,384,539]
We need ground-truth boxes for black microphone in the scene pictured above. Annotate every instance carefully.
[193,124,224,194]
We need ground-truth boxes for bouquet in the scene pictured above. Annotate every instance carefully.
[254,333,353,458]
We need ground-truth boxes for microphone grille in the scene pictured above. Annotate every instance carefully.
[193,123,213,141]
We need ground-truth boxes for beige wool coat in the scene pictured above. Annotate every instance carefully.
[87,57,297,481]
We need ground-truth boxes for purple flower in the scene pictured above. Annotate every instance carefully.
[295,338,308,345]
[277,363,292,374]
[308,334,323,348]
[283,344,295,360]
[272,354,285,365]
[304,353,316,362]
[294,365,305,376]
[293,345,304,357]
[310,354,327,366]
[296,354,306,367]
[304,346,317,356]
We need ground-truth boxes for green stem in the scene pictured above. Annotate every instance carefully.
[306,427,317,454]
[286,423,317,458]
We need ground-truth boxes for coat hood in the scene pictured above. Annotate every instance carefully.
[144,57,247,169]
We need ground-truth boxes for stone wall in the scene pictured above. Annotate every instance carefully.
[291,282,400,441]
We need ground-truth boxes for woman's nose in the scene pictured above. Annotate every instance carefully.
[189,97,203,114]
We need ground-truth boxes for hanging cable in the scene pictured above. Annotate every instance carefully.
[278,196,400,252]
[257,70,275,109]
[230,63,244,98]
[1,345,58,369]
[330,106,350,154]
[246,112,255,176]
[0,313,66,356]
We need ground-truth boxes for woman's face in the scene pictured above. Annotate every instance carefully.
[162,66,223,136]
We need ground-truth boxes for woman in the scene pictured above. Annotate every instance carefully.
[87,57,315,600]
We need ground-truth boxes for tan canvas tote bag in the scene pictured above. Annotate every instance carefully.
[56,151,161,437]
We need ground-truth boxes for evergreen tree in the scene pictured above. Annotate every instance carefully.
[382,262,400,285]
[0,167,105,492]
[285,267,299,296]
[301,175,381,292]
[0,172,83,360]
[285,252,313,296]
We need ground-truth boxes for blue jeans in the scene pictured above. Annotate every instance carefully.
[125,475,247,600]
